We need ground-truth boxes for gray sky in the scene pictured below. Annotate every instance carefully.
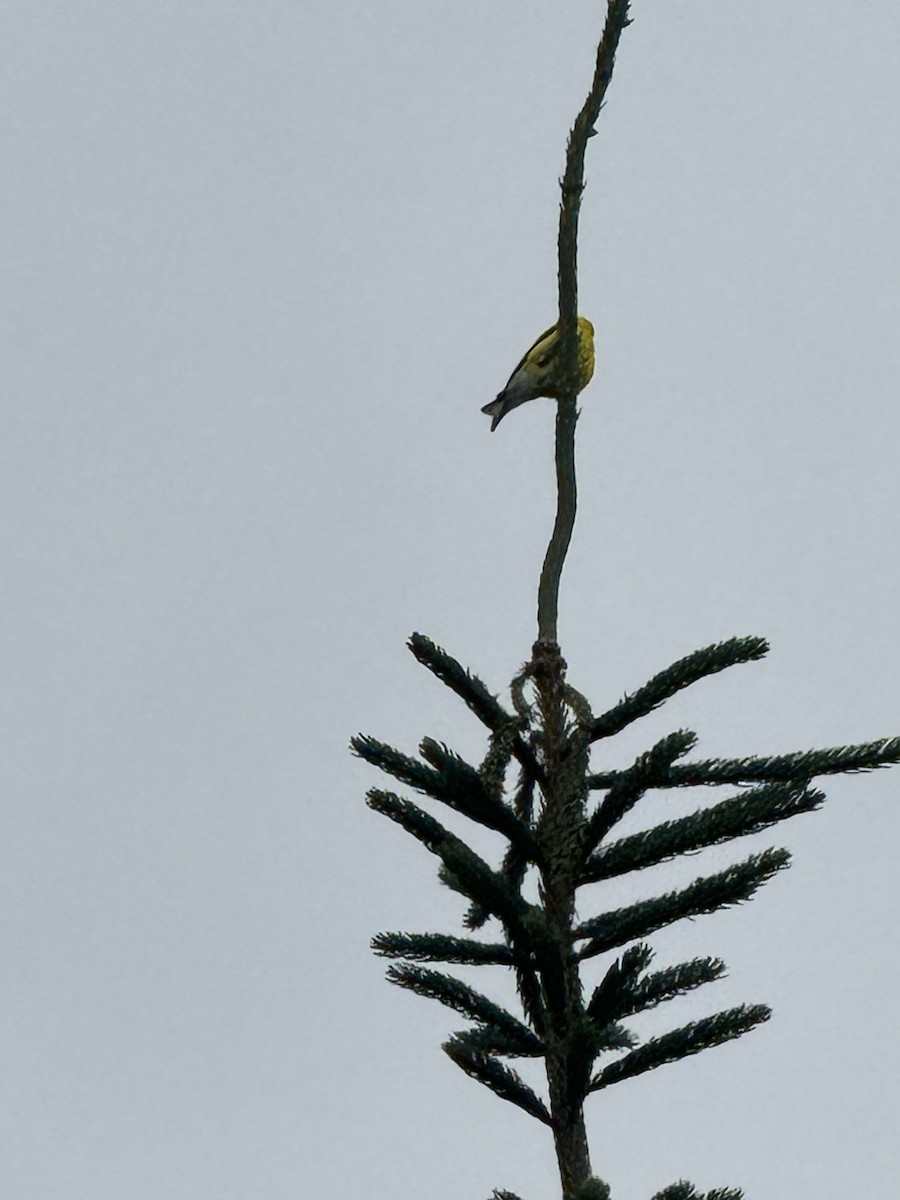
[2,3,899,1197]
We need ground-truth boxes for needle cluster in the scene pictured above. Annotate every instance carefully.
[353,633,900,1199]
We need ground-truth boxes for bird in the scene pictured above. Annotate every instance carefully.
[481,316,595,431]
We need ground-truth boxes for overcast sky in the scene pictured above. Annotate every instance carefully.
[2,3,899,1198]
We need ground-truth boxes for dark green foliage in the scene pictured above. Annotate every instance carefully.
[589,637,769,743]
[651,1183,743,1200]
[444,1036,552,1124]
[371,931,514,965]
[365,789,533,931]
[588,945,725,1025]
[576,849,791,960]
[588,735,900,791]
[585,730,697,848]
[466,776,536,930]
[589,1004,771,1092]
[582,781,822,883]
[419,737,540,858]
[447,1024,544,1058]
[409,631,544,781]
[408,631,509,728]
[625,956,726,1016]
[352,734,439,794]
[576,1181,612,1200]
[586,943,653,1023]
[353,736,539,857]
[652,1186,698,1200]
[386,964,544,1056]
[358,629,897,1197]
[588,1021,637,1052]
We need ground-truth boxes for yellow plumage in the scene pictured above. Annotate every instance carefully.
[481,316,595,431]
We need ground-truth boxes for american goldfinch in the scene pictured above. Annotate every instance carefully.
[481,316,595,431]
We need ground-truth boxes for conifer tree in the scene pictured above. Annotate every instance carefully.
[353,4,900,1197]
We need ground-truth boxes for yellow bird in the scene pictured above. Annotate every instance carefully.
[481,316,595,431]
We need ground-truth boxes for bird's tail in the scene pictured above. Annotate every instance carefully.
[480,394,509,432]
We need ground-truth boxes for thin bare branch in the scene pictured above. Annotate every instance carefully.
[538,0,632,644]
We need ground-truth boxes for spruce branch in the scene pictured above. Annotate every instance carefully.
[582,781,824,884]
[585,730,698,849]
[625,957,727,1016]
[408,631,509,727]
[448,1024,545,1059]
[352,733,436,792]
[588,946,726,1026]
[576,1182,611,1200]
[365,789,535,932]
[408,632,544,782]
[588,1021,637,1052]
[444,1037,552,1125]
[588,735,900,790]
[386,964,544,1056]
[586,943,653,1024]
[588,1004,771,1093]
[576,849,790,961]
[478,721,518,801]
[589,637,769,742]
[353,735,540,859]
[419,736,541,859]
[652,1185,743,1200]
[512,946,550,1039]
[371,931,514,966]
[467,776,536,930]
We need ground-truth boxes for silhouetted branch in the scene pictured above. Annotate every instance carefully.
[408,632,544,782]
[444,1037,552,1124]
[588,736,900,790]
[589,637,769,742]
[371,930,513,965]
[538,0,632,644]
[582,781,823,883]
[588,1004,771,1092]
[576,849,790,961]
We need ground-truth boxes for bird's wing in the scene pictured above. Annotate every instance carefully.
[504,323,559,384]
